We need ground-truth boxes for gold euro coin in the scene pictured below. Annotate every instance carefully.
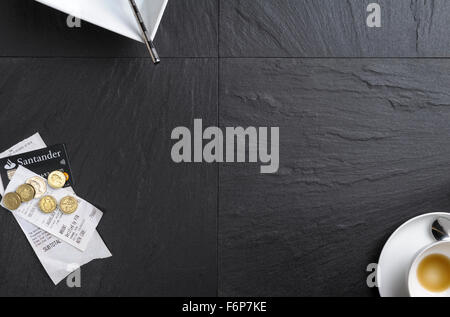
[39,195,57,214]
[47,170,66,189]
[16,184,36,202]
[2,192,22,211]
[26,176,47,199]
[59,196,78,214]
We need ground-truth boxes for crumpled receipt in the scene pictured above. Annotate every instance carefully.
[0,133,112,285]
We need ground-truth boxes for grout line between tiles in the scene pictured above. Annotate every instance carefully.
[0,56,217,59]
[216,0,220,298]
[2,56,450,60]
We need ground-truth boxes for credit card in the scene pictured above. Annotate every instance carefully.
[0,144,74,190]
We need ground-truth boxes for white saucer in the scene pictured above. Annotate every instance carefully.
[35,0,168,41]
[378,212,450,297]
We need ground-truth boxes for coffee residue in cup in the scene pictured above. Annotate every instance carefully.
[416,254,450,293]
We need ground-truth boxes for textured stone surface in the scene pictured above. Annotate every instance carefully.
[0,58,218,296]
[0,0,218,57]
[219,59,450,296]
[221,0,450,57]
[1,0,450,297]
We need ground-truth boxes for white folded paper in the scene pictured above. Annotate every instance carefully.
[35,0,168,42]
[0,134,112,285]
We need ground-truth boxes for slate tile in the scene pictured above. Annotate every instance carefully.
[412,0,450,56]
[220,0,450,57]
[0,0,218,57]
[219,58,450,296]
[0,58,218,296]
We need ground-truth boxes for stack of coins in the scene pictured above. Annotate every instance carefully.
[1,170,78,215]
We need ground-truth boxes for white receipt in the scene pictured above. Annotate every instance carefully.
[0,133,112,284]
[4,167,103,251]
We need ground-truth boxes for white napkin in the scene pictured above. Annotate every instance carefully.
[35,0,168,41]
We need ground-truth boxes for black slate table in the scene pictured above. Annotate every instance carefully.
[1,0,450,297]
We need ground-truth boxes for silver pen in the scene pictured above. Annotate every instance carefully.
[128,0,160,64]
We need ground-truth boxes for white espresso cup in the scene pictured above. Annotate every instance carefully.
[408,241,450,297]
